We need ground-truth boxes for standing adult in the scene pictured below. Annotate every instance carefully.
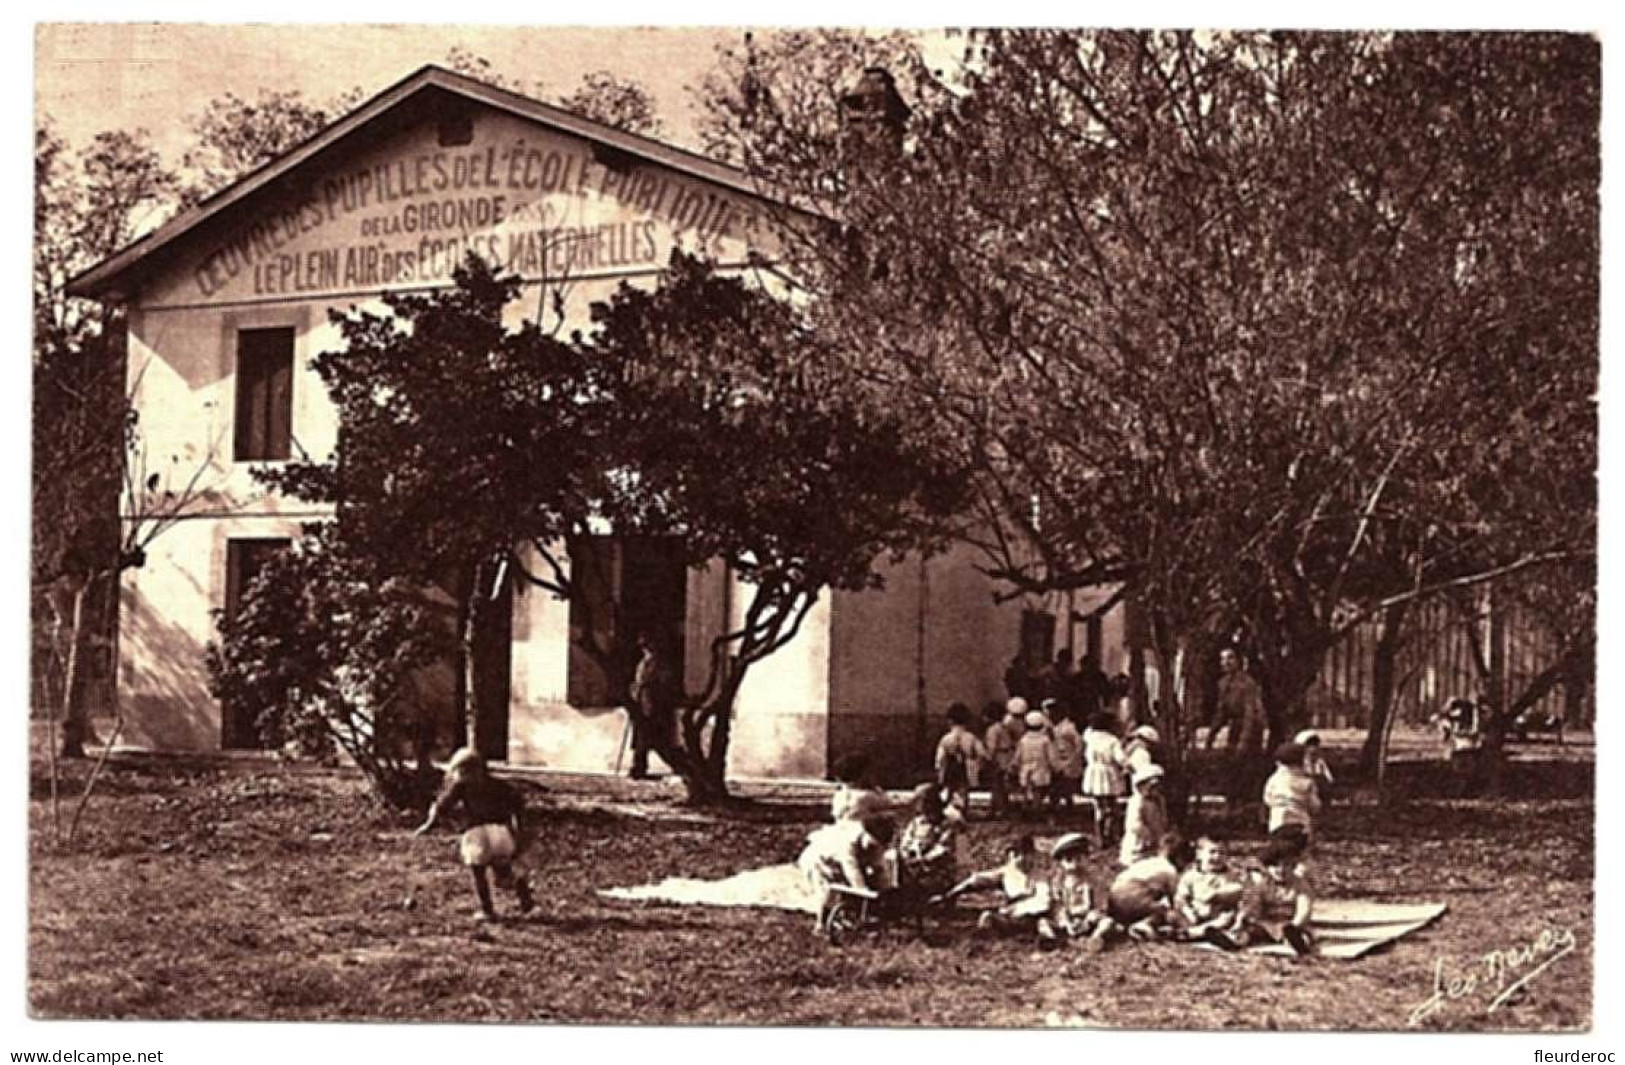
[1207,648,1266,754]
[627,634,675,780]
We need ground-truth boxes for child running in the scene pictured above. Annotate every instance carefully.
[413,748,536,922]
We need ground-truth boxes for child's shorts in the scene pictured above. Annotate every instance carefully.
[459,823,517,867]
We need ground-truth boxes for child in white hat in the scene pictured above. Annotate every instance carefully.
[1295,729,1335,801]
[1014,710,1056,815]
[413,748,535,921]
[1119,763,1170,867]
[1263,742,1321,842]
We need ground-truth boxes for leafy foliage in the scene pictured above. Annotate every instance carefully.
[256,252,964,803]
[557,71,665,137]
[704,30,1598,795]
[180,87,361,206]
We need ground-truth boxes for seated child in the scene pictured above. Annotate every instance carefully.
[413,748,536,921]
[896,784,965,897]
[1107,832,1193,941]
[1047,832,1117,951]
[943,833,1053,938]
[1171,836,1245,939]
[799,815,897,932]
[1208,834,1316,956]
[1263,742,1322,842]
[830,754,889,824]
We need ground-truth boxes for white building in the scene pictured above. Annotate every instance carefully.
[70,66,1131,783]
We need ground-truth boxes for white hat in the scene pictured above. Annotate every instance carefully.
[1294,729,1322,746]
[1051,832,1091,859]
[1132,763,1165,787]
[1006,697,1029,716]
[446,748,485,774]
[1025,710,1046,729]
[1131,725,1161,743]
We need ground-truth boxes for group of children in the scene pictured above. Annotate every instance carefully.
[935,698,1164,836]
[797,769,1319,955]
[795,705,1342,954]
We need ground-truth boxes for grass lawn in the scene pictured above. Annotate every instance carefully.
[28,755,1592,1029]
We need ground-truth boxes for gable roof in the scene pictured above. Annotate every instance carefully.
[67,64,770,300]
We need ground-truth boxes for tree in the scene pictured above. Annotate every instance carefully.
[702,30,1598,805]
[180,86,362,205]
[261,258,604,766]
[33,122,181,759]
[260,254,963,804]
[206,525,456,809]
[443,48,664,137]
[557,71,664,137]
[556,254,966,800]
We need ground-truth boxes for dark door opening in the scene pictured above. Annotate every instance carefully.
[221,537,291,749]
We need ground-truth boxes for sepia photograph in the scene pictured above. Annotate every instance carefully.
[24,18,1599,1037]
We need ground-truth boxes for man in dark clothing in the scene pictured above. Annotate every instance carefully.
[1207,648,1266,752]
[628,635,676,780]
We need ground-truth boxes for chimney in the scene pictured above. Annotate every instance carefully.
[839,67,910,166]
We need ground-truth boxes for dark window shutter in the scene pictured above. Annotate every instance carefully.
[234,327,295,461]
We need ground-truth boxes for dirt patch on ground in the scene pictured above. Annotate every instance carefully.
[28,759,1592,1028]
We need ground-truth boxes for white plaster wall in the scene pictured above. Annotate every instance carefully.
[119,513,304,750]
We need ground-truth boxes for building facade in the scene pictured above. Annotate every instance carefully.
[71,66,1133,783]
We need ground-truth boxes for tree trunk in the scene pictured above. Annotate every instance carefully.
[55,571,101,759]
[1477,586,1509,796]
[1361,601,1409,776]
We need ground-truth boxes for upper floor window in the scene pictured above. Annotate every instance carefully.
[234,327,293,462]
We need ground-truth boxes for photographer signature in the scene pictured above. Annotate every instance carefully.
[1408,925,1578,1027]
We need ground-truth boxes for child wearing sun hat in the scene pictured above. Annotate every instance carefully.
[1014,709,1058,815]
[1294,728,1335,803]
[1119,763,1170,867]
